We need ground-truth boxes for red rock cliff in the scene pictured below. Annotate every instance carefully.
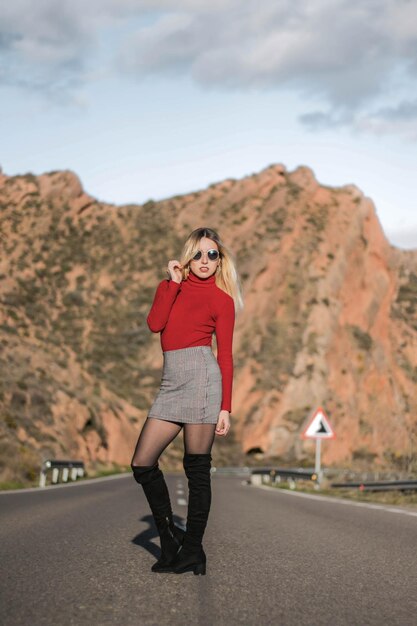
[1,165,416,484]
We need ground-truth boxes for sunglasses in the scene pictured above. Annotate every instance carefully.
[192,249,220,262]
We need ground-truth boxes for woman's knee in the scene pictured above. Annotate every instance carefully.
[131,463,162,485]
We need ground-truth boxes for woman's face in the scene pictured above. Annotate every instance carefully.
[189,237,220,279]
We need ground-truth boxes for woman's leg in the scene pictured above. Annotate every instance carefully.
[183,423,216,455]
[131,417,184,572]
[171,424,216,575]
[131,416,183,467]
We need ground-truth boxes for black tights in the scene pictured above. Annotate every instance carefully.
[131,417,216,467]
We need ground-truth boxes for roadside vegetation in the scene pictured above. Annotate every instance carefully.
[267,479,417,509]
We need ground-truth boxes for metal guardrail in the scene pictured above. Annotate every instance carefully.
[251,468,417,491]
[252,468,315,478]
[39,460,85,488]
[331,479,417,492]
[250,467,317,487]
[212,467,251,476]
[218,466,417,492]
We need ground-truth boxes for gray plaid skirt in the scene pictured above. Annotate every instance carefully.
[148,346,222,424]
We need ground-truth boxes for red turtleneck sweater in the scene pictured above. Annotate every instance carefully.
[147,271,235,412]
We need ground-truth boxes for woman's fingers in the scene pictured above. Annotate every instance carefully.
[215,420,223,434]
[167,259,183,282]
[215,416,230,436]
[168,259,183,269]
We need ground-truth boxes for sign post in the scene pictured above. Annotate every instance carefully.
[301,407,336,487]
[315,438,322,479]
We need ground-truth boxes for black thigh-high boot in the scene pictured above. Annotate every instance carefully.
[131,463,185,572]
[170,453,212,575]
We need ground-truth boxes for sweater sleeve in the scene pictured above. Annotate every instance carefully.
[147,279,181,332]
[214,295,235,412]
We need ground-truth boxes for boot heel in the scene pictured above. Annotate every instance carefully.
[193,561,206,576]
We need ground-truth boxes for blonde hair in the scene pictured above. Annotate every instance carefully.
[179,227,244,312]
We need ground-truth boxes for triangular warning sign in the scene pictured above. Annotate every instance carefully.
[301,407,336,440]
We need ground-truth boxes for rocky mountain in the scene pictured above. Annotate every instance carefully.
[1,164,416,486]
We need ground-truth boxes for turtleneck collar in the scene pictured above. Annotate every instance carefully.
[186,270,216,286]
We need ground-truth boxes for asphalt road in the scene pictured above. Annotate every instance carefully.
[1,472,416,626]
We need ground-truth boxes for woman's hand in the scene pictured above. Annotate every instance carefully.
[166,259,183,284]
[215,410,231,436]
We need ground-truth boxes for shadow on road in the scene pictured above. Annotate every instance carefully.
[131,514,185,559]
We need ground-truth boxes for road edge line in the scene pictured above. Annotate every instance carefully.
[253,483,417,518]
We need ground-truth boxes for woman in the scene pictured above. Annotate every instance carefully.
[131,226,243,575]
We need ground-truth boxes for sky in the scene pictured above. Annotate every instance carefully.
[1,0,417,248]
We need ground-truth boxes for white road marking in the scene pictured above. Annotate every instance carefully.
[255,484,417,518]
[176,480,187,505]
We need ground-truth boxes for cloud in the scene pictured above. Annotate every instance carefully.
[301,98,417,140]
[0,1,93,100]
[299,110,353,130]
[355,99,417,140]
[1,0,417,133]
[380,99,417,122]
[120,0,417,106]
[386,225,417,250]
